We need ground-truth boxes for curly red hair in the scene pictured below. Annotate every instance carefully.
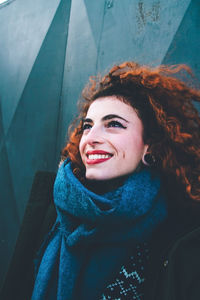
[62,62,200,201]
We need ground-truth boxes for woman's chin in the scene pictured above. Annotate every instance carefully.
[85,174,129,194]
[85,172,115,181]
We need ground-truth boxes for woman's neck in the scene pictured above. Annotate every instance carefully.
[85,175,129,195]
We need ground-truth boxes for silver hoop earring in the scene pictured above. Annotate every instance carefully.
[142,153,156,166]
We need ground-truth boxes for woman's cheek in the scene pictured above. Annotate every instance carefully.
[79,138,84,157]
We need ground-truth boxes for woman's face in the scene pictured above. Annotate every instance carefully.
[79,96,148,180]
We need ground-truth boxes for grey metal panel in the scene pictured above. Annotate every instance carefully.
[58,0,105,148]
[0,144,19,290]
[86,0,191,69]
[58,0,193,150]
[163,0,200,111]
[0,0,71,288]
[6,0,71,220]
[0,0,60,134]
[163,0,200,71]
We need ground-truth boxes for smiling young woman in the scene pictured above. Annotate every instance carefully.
[2,62,200,300]
[79,96,148,181]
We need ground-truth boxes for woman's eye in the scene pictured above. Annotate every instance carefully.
[82,123,92,131]
[107,120,126,129]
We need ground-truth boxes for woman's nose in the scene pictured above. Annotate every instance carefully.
[84,125,104,145]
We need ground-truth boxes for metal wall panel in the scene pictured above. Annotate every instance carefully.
[0,0,71,287]
[58,0,199,149]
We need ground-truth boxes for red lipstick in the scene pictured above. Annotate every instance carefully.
[86,150,113,165]
[86,150,112,155]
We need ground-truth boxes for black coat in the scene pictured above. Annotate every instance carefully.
[1,171,200,300]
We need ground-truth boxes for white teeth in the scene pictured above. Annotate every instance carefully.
[88,154,111,160]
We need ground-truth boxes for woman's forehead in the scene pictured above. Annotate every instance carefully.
[86,96,138,119]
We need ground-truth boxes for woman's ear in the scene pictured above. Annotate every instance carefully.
[142,145,156,166]
[143,144,149,156]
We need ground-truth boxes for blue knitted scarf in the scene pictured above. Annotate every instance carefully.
[31,159,167,300]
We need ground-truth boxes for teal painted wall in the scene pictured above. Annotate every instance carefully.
[0,0,71,287]
[58,0,200,147]
[0,0,199,288]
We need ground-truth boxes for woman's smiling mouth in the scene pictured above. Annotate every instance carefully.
[86,150,113,164]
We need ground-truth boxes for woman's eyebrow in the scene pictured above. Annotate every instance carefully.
[102,114,129,122]
[82,114,129,123]
[82,118,93,123]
